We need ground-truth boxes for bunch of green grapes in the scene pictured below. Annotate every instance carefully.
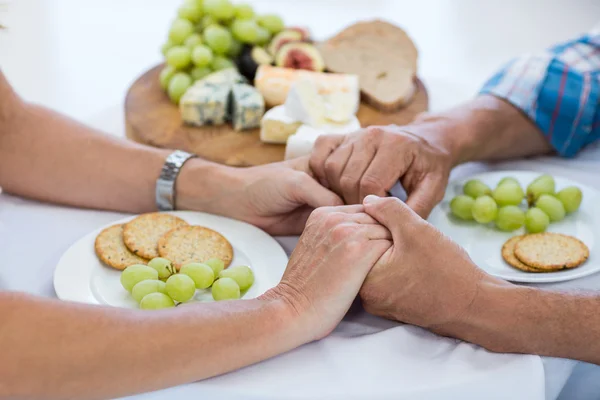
[120,256,255,309]
[450,174,582,233]
[159,0,285,103]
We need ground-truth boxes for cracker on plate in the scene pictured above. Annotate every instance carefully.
[514,233,589,271]
[158,225,233,270]
[501,235,546,273]
[95,224,147,270]
[123,213,189,259]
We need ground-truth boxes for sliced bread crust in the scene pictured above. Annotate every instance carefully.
[319,20,418,112]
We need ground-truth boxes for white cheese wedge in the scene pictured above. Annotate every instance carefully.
[284,117,361,160]
[284,79,326,126]
[260,105,303,144]
[255,65,360,110]
[284,78,360,126]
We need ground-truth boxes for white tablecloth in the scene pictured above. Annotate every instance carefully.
[2,144,599,399]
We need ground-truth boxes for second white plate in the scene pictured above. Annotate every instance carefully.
[428,171,599,283]
[54,211,289,307]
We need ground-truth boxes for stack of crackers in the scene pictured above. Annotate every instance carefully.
[95,213,233,270]
[502,233,589,273]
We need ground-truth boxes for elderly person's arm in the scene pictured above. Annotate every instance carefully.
[360,196,600,365]
[309,27,600,215]
[0,70,340,235]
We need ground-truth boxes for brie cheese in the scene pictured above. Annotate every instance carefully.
[259,105,303,144]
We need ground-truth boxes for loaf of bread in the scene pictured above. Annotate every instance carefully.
[318,20,418,112]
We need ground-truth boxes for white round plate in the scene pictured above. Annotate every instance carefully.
[428,171,599,283]
[54,211,288,306]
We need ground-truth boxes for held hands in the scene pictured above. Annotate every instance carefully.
[261,205,392,341]
[359,195,488,330]
[309,124,454,218]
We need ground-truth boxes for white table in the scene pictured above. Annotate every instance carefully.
[1,0,599,398]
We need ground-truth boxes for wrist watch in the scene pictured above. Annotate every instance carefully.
[156,150,197,211]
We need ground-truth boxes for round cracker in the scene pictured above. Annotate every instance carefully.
[514,233,589,270]
[158,225,233,269]
[123,213,189,259]
[501,236,547,273]
[95,224,147,270]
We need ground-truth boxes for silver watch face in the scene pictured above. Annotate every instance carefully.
[156,150,196,211]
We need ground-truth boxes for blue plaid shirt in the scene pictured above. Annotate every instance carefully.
[481,25,600,157]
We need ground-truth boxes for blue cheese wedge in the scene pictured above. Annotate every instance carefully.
[229,83,265,131]
[180,82,231,126]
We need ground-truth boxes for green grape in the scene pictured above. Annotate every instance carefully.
[498,177,520,187]
[165,274,196,302]
[161,40,175,57]
[227,37,243,57]
[212,277,241,301]
[204,258,225,276]
[492,182,524,206]
[255,27,271,46]
[166,46,192,69]
[230,19,260,43]
[556,186,582,213]
[199,15,218,30]
[140,292,175,310]
[495,206,525,232]
[218,265,254,291]
[210,55,235,71]
[234,3,255,19]
[169,18,195,45]
[256,14,285,34]
[132,279,167,303]
[526,174,555,205]
[191,44,214,67]
[471,195,498,224]
[178,0,203,23]
[159,66,177,90]
[148,257,176,279]
[463,179,492,198]
[191,66,212,81]
[203,0,235,20]
[180,263,215,289]
[120,265,158,293]
[525,207,550,233]
[450,195,475,221]
[536,194,565,222]
[167,72,192,104]
[203,25,232,54]
[184,33,203,49]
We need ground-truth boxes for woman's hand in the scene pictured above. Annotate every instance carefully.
[261,205,392,341]
[177,156,343,235]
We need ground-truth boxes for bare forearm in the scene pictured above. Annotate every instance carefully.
[439,279,600,364]
[407,95,553,166]
[0,95,170,212]
[0,292,300,399]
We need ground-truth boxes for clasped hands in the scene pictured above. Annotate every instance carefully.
[253,124,490,336]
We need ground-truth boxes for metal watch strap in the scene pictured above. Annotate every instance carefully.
[156,150,197,211]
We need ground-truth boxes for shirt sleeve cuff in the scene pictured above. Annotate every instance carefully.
[480,55,598,158]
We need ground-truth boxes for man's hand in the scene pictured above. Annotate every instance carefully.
[359,195,490,329]
[309,125,454,218]
[177,156,343,236]
[261,205,392,341]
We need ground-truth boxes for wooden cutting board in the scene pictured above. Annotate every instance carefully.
[125,64,429,167]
